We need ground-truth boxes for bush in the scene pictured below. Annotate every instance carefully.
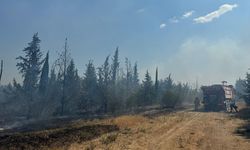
[161,90,179,108]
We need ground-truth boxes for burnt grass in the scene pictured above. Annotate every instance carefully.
[234,106,250,139]
[0,105,189,150]
[0,124,119,150]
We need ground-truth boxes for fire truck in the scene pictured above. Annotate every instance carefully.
[201,82,235,111]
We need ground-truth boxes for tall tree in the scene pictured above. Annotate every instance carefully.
[17,33,43,91]
[55,38,71,115]
[47,68,60,102]
[244,73,250,105]
[235,78,246,98]
[103,55,111,86]
[65,59,80,113]
[111,47,119,84]
[141,70,154,106]
[0,60,3,83]
[65,60,78,86]
[81,60,99,112]
[97,55,111,113]
[97,67,104,87]
[125,57,132,94]
[164,74,173,90]
[49,68,57,89]
[132,62,139,88]
[39,52,49,94]
[16,33,44,119]
[155,67,159,92]
[154,67,159,102]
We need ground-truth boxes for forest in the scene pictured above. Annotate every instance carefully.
[2,1,250,149]
[0,33,198,122]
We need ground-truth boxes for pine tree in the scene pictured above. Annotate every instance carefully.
[55,38,71,115]
[84,60,97,89]
[111,47,119,84]
[97,55,111,113]
[47,68,60,101]
[16,33,44,119]
[235,78,246,98]
[125,57,132,94]
[244,73,250,105]
[0,60,3,83]
[65,60,79,94]
[155,67,159,92]
[81,60,99,112]
[65,59,80,113]
[39,52,49,94]
[40,67,62,117]
[165,74,173,90]
[97,67,104,87]
[132,62,139,88]
[49,68,57,87]
[103,55,111,86]
[154,67,159,102]
[142,70,154,106]
[65,60,77,86]
[16,33,43,91]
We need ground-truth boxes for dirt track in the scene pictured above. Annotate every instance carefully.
[1,107,250,150]
[70,110,250,150]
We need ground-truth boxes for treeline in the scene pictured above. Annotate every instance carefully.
[0,33,198,120]
[236,74,250,105]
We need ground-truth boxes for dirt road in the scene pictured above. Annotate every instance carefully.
[70,110,250,150]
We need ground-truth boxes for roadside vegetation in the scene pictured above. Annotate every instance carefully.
[0,33,198,124]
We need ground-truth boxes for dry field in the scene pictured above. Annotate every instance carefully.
[1,105,250,150]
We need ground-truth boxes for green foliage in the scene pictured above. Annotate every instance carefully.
[55,38,72,115]
[125,57,133,95]
[161,90,179,108]
[155,67,159,92]
[1,36,200,119]
[81,60,100,112]
[107,93,122,114]
[140,71,155,106]
[16,33,44,119]
[97,55,111,113]
[64,60,81,113]
[243,73,250,105]
[42,68,62,117]
[39,52,49,94]
[103,55,111,86]
[235,78,246,98]
[132,62,139,88]
[0,60,3,83]
[111,47,119,84]
[126,90,140,109]
[16,33,43,92]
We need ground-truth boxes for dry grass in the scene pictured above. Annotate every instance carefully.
[69,107,250,150]
[111,115,147,128]
[4,106,250,150]
[100,132,118,145]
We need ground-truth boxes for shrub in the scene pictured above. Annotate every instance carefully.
[161,90,179,108]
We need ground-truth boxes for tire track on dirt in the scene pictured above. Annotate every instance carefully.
[165,112,201,140]
[70,109,250,150]
[151,112,202,149]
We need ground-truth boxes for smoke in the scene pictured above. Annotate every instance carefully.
[164,37,249,86]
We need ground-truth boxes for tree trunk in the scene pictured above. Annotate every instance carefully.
[0,60,3,83]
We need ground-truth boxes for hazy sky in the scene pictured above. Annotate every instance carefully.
[0,0,249,86]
